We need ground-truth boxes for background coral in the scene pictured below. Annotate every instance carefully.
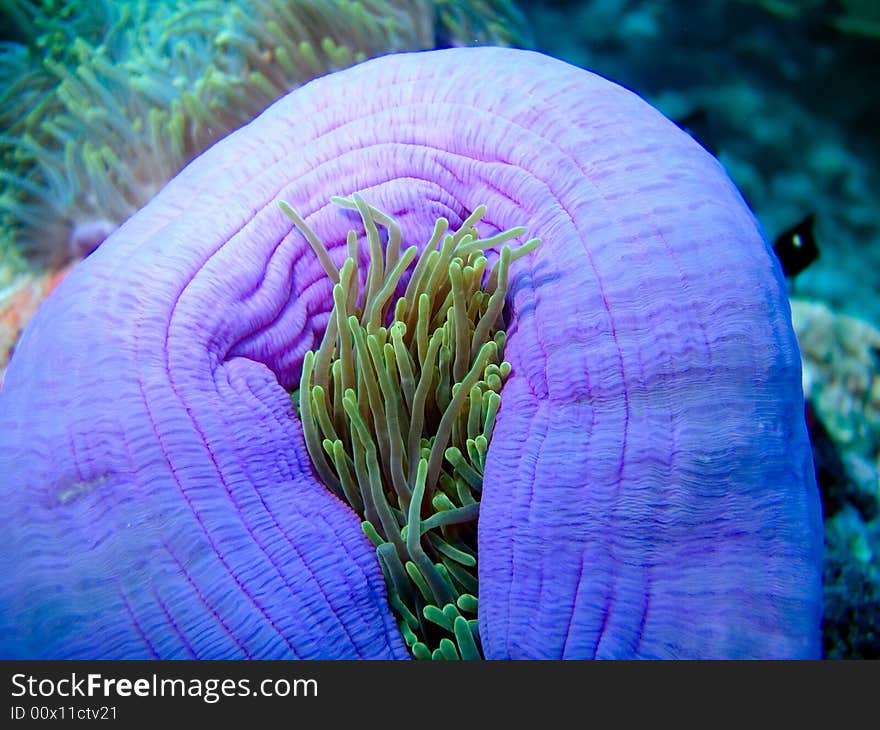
[792,299,880,658]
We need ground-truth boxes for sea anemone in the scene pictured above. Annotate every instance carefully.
[0,47,822,659]
[0,0,528,285]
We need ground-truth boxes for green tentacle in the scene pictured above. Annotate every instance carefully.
[282,194,539,660]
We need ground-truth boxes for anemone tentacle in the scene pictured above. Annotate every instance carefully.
[0,0,528,282]
[285,194,539,659]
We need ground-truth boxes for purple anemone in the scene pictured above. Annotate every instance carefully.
[0,47,822,659]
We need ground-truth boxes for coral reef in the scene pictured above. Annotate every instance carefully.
[794,300,880,467]
[792,298,880,658]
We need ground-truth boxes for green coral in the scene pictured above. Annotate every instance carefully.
[0,0,529,288]
[283,195,538,659]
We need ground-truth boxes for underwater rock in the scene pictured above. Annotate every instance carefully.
[0,47,821,659]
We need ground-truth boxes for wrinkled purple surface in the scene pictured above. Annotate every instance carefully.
[0,48,822,658]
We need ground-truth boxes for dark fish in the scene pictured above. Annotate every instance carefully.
[773,213,819,278]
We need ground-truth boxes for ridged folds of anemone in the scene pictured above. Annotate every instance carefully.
[0,46,822,660]
[0,0,529,287]
[283,194,540,659]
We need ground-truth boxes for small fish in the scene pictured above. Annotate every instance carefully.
[773,213,819,278]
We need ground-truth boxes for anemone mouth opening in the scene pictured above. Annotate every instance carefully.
[283,194,539,659]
